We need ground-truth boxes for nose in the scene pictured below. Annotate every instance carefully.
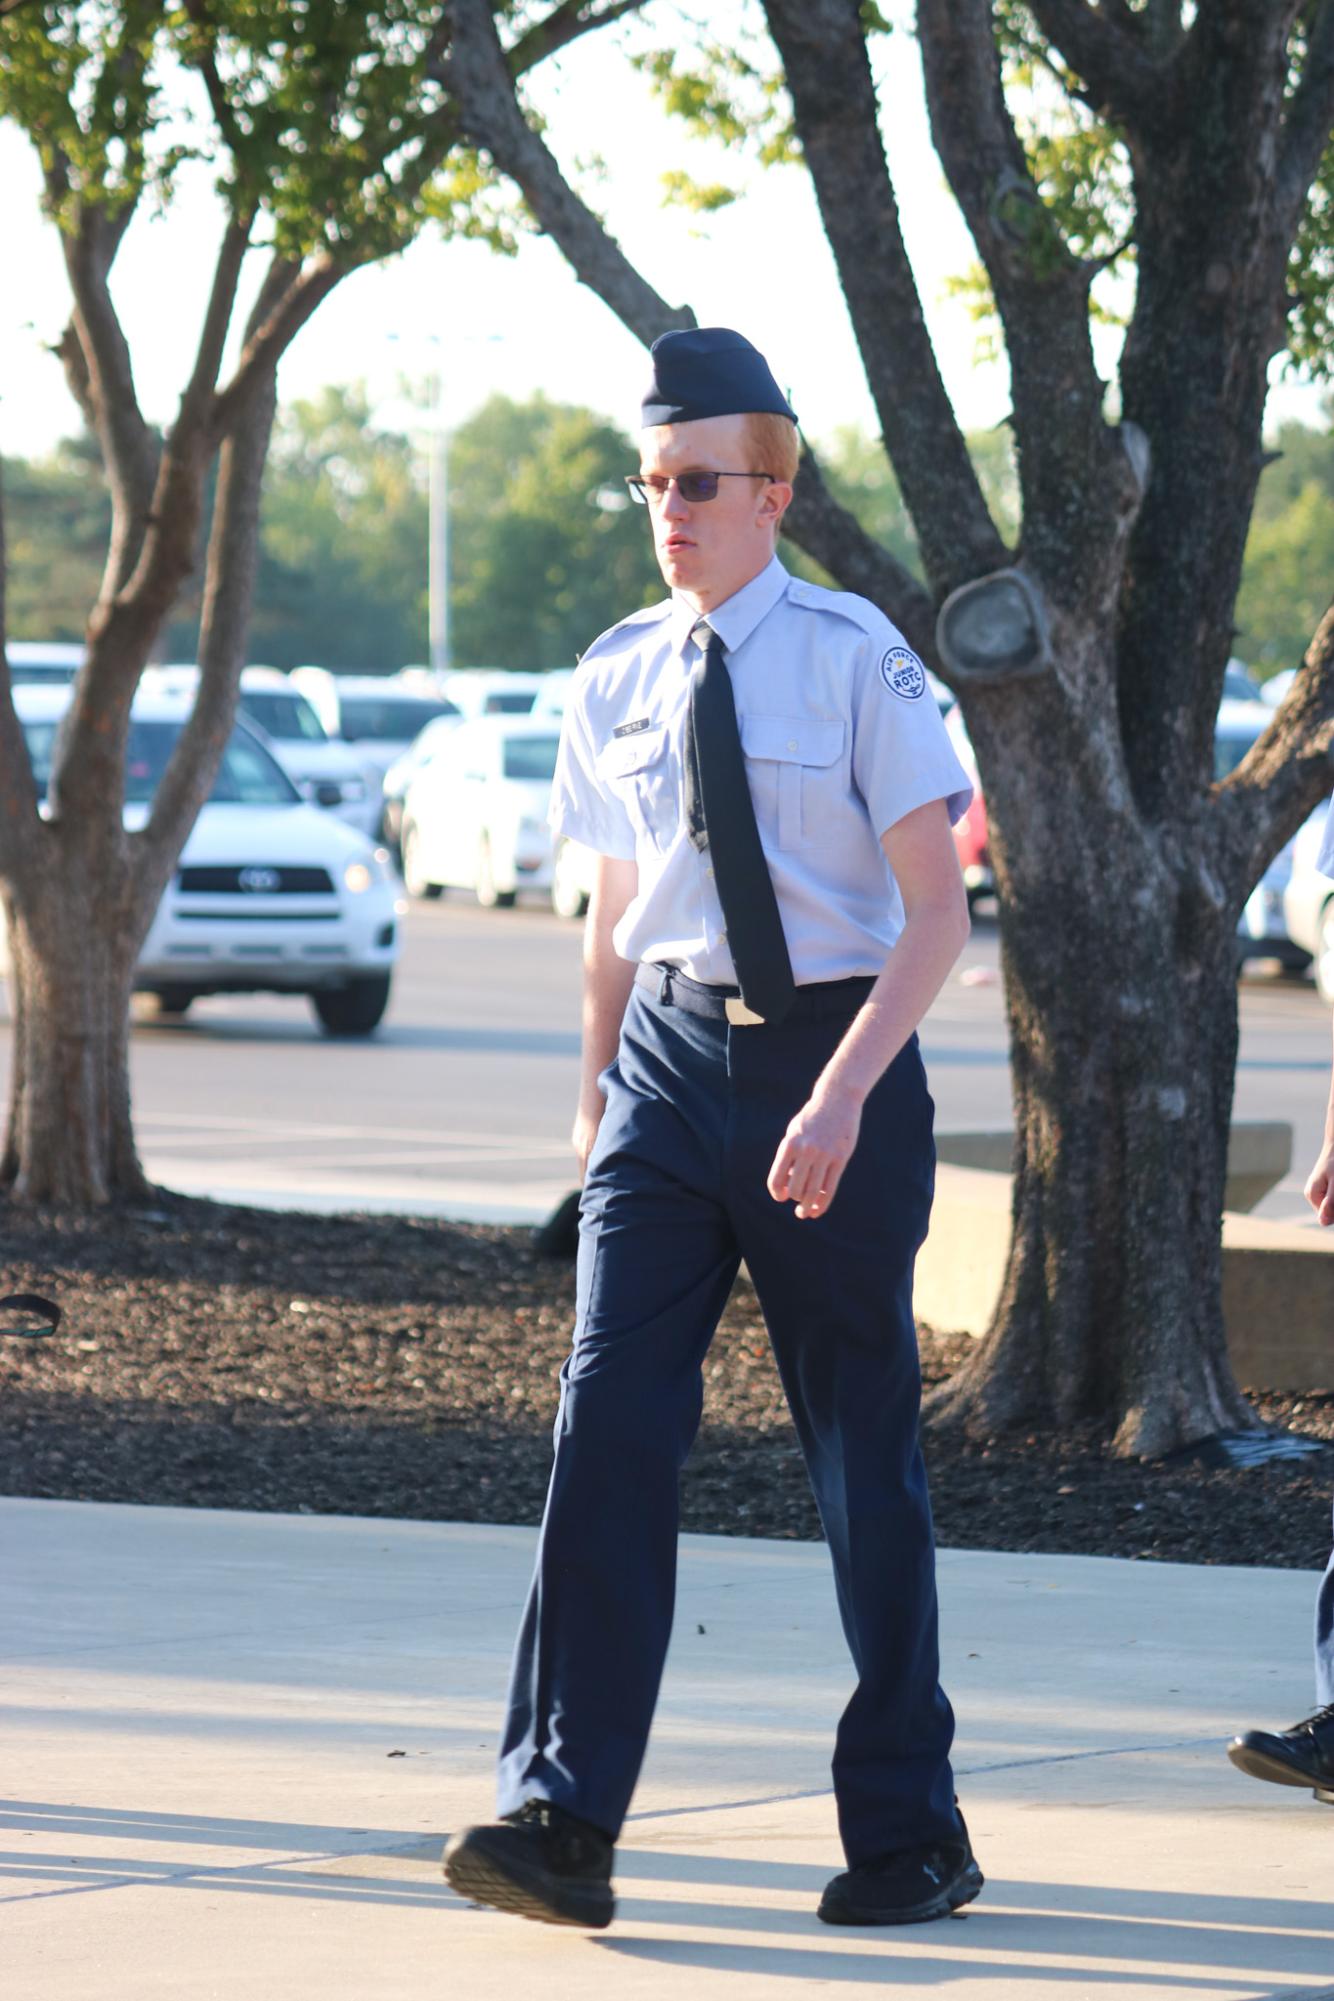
[661,479,691,522]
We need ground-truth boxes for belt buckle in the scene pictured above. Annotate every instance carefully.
[724,996,766,1026]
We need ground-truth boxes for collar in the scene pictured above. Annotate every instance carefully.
[670,554,791,659]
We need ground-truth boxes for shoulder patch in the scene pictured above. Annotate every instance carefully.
[880,645,926,702]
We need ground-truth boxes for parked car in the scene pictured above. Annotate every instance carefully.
[147,666,379,836]
[1281,803,1334,1000]
[529,669,576,720]
[550,834,598,919]
[400,714,561,906]
[379,712,464,857]
[942,695,1301,964]
[440,669,547,719]
[943,705,993,906]
[8,682,402,1035]
[5,640,84,684]
[290,668,459,786]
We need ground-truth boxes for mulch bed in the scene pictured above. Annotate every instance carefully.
[1,1196,1331,1570]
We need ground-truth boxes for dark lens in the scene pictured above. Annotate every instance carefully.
[677,471,720,502]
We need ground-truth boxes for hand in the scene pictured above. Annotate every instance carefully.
[1304,1141,1334,1227]
[767,1088,863,1220]
[572,1101,604,1184]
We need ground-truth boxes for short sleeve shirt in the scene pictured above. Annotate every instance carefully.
[550,555,973,984]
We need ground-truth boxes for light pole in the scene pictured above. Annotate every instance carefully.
[428,359,449,679]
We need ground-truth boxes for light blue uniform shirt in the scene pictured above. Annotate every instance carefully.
[551,555,973,985]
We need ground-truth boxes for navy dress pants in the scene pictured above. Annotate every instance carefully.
[496,980,960,1866]
[1318,1508,1334,1706]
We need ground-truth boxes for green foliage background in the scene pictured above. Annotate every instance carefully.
[6,391,1332,677]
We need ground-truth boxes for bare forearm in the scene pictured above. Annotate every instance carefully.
[578,940,636,1114]
[816,896,970,1110]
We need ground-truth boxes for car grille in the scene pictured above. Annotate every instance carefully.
[177,865,335,893]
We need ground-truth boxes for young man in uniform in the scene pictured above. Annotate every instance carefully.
[1227,801,1334,1806]
[445,327,980,1929]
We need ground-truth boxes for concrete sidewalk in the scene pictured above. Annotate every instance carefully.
[4,1499,1332,2000]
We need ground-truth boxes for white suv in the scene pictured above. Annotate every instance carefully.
[11,682,402,1036]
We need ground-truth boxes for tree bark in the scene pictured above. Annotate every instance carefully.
[3,840,149,1205]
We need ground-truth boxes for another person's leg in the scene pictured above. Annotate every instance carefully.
[1227,1492,1334,1802]
[731,1018,978,1921]
[446,992,739,1922]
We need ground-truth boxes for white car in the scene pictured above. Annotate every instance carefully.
[379,713,465,857]
[1282,805,1334,1000]
[529,669,575,720]
[11,683,403,1035]
[1215,697,1311,973]
[290,668,459,788]
[400,714,561,906]
[440,669,547,719]
[6,640,84,684]
[148,666,379,836]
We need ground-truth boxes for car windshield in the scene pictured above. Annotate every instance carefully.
[502,734,560,782]
[1214,729,1262,782]
[338,696,455,741]
[483,691,537,714]
[240,690,328,742]
[21,717,300,805]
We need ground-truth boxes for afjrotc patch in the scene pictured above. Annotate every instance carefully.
[880,646,926,701]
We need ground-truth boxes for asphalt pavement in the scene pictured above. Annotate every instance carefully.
[0,897,1328,1222]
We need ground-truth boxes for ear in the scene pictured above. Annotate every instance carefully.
[759,480,792,529]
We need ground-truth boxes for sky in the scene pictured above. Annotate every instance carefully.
[0,3,1325,466]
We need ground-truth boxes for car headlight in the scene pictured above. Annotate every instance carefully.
[344,848,394,894]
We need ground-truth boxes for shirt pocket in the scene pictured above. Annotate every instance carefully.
[594,725,677,853]
[739,714,846,850]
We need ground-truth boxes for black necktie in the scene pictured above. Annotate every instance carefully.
[683,625,796,1025]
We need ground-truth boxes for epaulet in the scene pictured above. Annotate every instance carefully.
[578,598,672,668]
[785,576,892,639]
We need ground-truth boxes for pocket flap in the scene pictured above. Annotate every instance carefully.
[596,725,669,781]
[740,714,844,767]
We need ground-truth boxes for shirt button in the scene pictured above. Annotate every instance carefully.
[706,866,714,878]
[786,738,798,752]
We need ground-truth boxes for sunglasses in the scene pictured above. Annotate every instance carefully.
[625,471,774,505]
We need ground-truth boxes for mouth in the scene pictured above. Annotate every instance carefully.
[662,533,695,553]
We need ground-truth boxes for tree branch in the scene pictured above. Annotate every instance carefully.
[209,255,347,445]
[1024,0,1170,123]
[178,213,254,432]
[916,0,1140,602]
[1278,0,1334,236]
[507,0,651,76]
[784,449,940,666]
[445,0,693,343]
[761,0,1005,599]
[54,192,160,600]
[138,376,280,902]
[1210,602,1334,900]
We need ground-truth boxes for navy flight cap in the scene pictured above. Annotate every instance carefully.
[641,327,797,428]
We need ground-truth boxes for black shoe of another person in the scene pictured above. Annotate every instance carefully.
[1228,1703,1334,1798]
[819,1817,984,1926]
[442,1799,615,1929]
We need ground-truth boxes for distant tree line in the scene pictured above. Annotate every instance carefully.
[7,387,1332,679]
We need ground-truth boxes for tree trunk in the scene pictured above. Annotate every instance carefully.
[927,741,1258,1457]
[2,846,151,1206]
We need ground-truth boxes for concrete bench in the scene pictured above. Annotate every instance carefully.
[920,1124,1334,1392]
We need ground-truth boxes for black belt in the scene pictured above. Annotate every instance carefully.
[635,962,875,1026]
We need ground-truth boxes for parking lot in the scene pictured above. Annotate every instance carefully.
[0,897,1328,1223]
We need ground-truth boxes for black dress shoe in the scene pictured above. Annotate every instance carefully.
[819,1814,984,1926]
[1228,1702,1334,1796]
[443,1799,614,1928]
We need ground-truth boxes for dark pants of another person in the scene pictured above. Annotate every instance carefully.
[496,970,961,1867]
[1318,1509,1334,1707]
